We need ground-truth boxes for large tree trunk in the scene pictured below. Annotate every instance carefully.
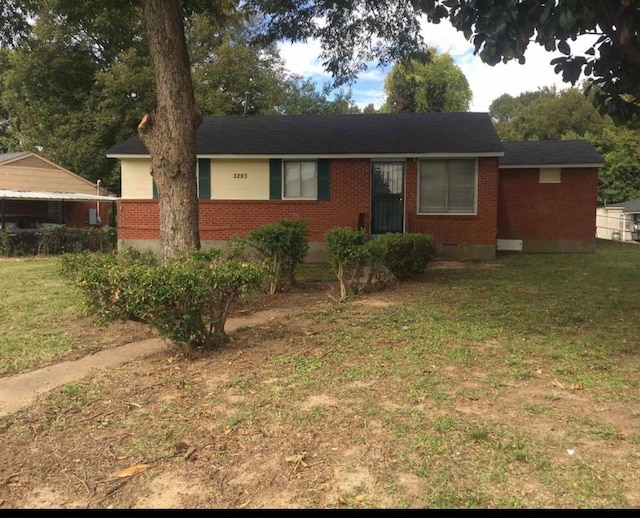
[138,0,202,263]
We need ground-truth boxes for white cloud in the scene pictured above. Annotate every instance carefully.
[278,40,330,79]
[278,19,599,112]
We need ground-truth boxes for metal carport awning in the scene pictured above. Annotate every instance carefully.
[0,189,118,201]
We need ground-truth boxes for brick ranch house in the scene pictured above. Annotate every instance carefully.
[106,113,605,261]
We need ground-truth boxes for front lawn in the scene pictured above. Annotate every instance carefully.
[0,245,639,508]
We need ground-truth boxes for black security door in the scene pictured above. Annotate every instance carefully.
[371,162,404,234]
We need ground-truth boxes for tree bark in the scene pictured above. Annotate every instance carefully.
[138,0,202,262]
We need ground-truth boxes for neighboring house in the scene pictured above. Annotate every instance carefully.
[106,113,604,261]
[0,152,117,230]
[596,199,640,242]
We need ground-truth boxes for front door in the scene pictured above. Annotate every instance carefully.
[371,162,404,234]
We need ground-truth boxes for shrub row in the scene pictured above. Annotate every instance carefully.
[0,226,116,257]
[60,220,434,351]
[325,228,435,300]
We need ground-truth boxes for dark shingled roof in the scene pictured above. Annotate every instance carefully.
[499,140,604,167]
[107,113,504,156]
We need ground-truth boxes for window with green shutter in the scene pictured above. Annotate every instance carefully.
[269,159,282,200]
[317,159,330,201]
[270,158,330,200]
[198,159,211,199]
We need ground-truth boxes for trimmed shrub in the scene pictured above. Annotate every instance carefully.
[324,226,370,300]
[58,247,157,282]
[366,232,435,280]
[246,219,309,294]
[63,248,264,350]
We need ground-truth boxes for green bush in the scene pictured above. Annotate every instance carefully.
[246,219,309,294]
[366,232,434,279]
[64,248,264,350]
[324,226,370,300]
[58,250,118,282]
[3,226,117,257]
[58,246,157,282]
[0,230,12,257]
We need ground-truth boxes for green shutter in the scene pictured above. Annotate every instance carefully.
[269,159,282,200]
[152,179,158,199]
[317,159,330,201]
[198,158,211,199]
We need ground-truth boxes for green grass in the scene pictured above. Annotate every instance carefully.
[4,248,640,394]
[0,257,80,375]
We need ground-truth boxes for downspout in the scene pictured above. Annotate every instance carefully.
[96,180,102,226]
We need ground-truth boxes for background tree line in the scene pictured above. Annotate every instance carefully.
[1,1,639,222]
[0,3,364,194]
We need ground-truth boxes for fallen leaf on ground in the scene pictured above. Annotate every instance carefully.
[285,452,307,467]
[552,379,581,390]
[117,463,152,478]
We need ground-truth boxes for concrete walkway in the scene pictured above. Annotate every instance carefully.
[0,308,291,417]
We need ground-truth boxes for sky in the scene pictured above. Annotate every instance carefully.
[278,19,598,113]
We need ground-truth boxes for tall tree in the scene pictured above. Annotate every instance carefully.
[490,86,612,141]
[278,77,360,114]
[489,88,556,125]
[0,1,149,190]
[137,0,203,259]
[187,12,289,116]
[597,126,640,204]
[405,0,640,122]
[252,1,640,120]
[382,47,472,113]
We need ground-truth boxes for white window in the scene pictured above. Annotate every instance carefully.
[418,159,477,214]
[284,161,317,199]
[540,167,561,183]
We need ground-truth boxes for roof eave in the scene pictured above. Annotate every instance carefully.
[0,189,118,201]
[499,163,605,169]
[109,152,505,159]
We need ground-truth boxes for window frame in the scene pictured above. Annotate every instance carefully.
[282,160,318,200]
[417,158,478,215]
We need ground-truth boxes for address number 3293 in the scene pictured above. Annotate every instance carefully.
[233,173,248,179]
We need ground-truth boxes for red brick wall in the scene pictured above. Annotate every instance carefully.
[405,157,499,245]
[118,159,372,242]
[117,199,160,239]
[65,201,111,228]
[117,157,499,247]
[497,168,598,240]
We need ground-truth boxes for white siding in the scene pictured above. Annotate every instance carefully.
[121,159,152,199]
[596,207,633,241]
